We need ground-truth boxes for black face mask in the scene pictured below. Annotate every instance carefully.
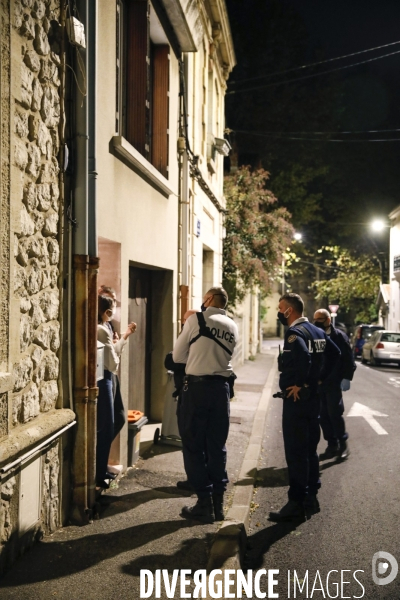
[314,320,327,330]
[201,303,207,312]
[277,311,289,326]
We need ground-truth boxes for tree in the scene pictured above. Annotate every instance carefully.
[223,166,293,305]
[312,246,381,323]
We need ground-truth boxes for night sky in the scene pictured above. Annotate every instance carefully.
[225,0,400,246]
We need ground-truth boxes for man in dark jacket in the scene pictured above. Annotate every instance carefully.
[270,293,341,522]
[314,308,356,461]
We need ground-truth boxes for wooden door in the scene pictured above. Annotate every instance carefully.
[128,267,151,414]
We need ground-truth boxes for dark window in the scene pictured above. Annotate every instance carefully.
[117,0,169,177]
[381,333,400,343]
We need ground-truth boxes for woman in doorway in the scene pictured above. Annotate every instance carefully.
[97,295,137,488]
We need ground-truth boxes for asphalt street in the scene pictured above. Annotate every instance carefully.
[245,357,400,599]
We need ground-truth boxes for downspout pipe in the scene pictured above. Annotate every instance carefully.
[72,0,90,523]
[87,0,99,512]
[179,54,190,325]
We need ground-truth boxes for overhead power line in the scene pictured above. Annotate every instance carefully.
[227,49,400,95]
[229,39,400,85]
[235,130,400,142]
[234,127,400,135]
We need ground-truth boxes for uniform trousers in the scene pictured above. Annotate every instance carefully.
[178,379,230,498]
[282,391,321,502]
[319,387,348,446]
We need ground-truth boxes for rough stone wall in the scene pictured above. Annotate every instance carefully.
[11,0,61,428]
[41,442,60,533]
[0,0,11,435]
[0,440,60,572]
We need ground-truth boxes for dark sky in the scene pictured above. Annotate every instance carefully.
[225,0,400,244]
[283,0,400,54]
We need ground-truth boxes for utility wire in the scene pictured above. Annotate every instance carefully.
[229,39,400,85]
[235,130,400,142]
[232,127,400,135]
[227,49,400,95]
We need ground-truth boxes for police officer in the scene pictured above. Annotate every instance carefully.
[269,293,341,522]
[173,287,238,523]
[314,308,356,461]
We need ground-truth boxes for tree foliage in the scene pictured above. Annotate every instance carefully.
[223,166,293,304]
[312,246,380,323]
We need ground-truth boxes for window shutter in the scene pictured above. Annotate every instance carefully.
[151,45,169,178]
[125,0,150,158]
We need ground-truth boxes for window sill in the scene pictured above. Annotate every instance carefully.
[112,136,177,197]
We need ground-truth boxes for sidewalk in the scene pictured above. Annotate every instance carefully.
[0,348,278,599]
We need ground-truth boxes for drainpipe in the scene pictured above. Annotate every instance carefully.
[72,0,89,522]
[180,54,190,324]
[86,0,99,513]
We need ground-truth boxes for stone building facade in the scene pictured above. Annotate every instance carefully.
[0,0,235,574]
[0,0,74,575]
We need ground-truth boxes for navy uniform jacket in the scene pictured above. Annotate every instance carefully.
[321,327,356,390]
[279,319,341,391]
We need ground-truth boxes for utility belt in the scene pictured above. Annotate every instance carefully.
[273,385,311,402]
[183,373,237,399]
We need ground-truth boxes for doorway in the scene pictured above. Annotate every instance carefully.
[128,267,152,415]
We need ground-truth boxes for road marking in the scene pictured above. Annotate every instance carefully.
[388,377,400,388]
[347,402,388,435]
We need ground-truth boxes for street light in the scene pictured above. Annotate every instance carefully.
[370,219,389,233]
[293,232,302,241]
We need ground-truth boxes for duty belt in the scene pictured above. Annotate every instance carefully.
[184,374,230,383]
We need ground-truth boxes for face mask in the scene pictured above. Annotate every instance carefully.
[201,303,206,312]
[314,320,327,330]
[112,305,117,317]
[277,308,291,326]
[105,310,113,322]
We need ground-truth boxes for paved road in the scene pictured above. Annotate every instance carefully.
[246,359,400,599]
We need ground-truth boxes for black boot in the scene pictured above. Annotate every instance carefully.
[181,496,215,523]
[212,494,225,521]
[269,500,306,522]
[319,444,339,460]
[338,440,350,461]
[304,494,320,515]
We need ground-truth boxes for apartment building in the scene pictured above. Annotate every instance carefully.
[0,0,235,572]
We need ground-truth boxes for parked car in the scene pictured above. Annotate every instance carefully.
[351,324,385,359]
[362,330,400,366]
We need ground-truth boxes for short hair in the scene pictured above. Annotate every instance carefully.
[206,286,228,308]
[279,293,304,315]
[98,295,114,323]
[98,285,116,296]
[314,308,330,319]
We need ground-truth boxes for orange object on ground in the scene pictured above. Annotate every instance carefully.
[127,409,144,423]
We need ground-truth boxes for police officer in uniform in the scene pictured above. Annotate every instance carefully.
[269,293,341,522]
[173,287,238,523]
[314,308,356,461]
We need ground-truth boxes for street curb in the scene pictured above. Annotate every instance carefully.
[207,353,278,573]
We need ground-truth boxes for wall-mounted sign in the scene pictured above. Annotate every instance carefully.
[394,255,400,273]
[196,218,201,237]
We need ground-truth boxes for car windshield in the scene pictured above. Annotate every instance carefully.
[380,333,400,343]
